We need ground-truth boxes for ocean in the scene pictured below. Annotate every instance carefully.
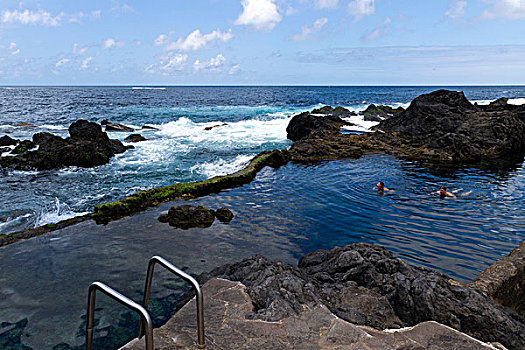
[0,86,524,349]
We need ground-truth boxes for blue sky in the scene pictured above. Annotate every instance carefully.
[0,0,524,85]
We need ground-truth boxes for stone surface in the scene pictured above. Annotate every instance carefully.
[288,90,525,164]
[122,278,505,350]
[215,208,234,223]
[204,123,228,131]
[199,244,524,349]
[361,104,404,122]
[158,204,216,229]
[0,135,18,146]
[0,120,129,170]
[101,120,135,132]
[124,134,148,142]
[470,240,525,318]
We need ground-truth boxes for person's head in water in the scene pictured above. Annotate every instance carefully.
[377,181,385,191]
[439,186,447,197]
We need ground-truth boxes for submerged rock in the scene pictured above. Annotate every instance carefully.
[124,134,147,142]
[200,243,525,349]
[159,204,216,229]
[0,135,18,146]
[101,120,135,132]
[0,120,129,170]
[15,122,35,128]
[215,207,234,223]
[141,125,159,130]
[204,123,228,131]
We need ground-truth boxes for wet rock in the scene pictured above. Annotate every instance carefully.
[0,120,129,170]
[101,120,135,132]
[361,104,404,122]
[287,90,525,164]
[12,140,36,154]
[0,147,12,154]
[124,134,147,142]
[311,105,356,117]
[286,112,351,141]
[201,243,525,349]
[470,240,525,318]
[215,207,234,223]
[0,135,18,146]
[204,123,228,131]
[159,204,215,229]
[141,125,159,130]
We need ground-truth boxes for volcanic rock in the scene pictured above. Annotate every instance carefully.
[215,207,234,223]
[200,243,525,349]
[12,140,36,154]
[158,204,216,229]
[141,125,159,130]
[0,135,18,146]
[124,134,147,142]
[361,104,404,122]
[0,120,129,170]
[286,112,351,142]
[101,120,135,132]
[204,123,228,131]
[15,122,35,127]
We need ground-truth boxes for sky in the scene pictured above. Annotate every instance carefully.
[0,0,524,85]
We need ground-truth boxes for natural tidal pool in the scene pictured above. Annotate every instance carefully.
[1,154,524,349]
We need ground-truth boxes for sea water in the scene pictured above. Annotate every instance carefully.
[0,86,524,349]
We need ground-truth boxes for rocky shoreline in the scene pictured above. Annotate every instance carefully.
[127,243,524,349]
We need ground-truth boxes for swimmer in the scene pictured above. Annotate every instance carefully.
[375,181,393,193]
[431,186,456,198]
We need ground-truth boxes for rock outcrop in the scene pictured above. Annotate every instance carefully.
[361,104,404,121]
[470,240,525,318]
[158,205,234,229]
[124,134,147,142]
[101,120,135,132]
[288,90,525,164]
[123,278,506,350]
[0,135,18,146]
[0,120,130,170]
[198,244,525,349]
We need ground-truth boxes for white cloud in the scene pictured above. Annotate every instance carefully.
[146,53,188,75]
[166,29,233,51]
[80,56,93,69]
[1,9,101,26]
[9,42,20,55]
[479,0,525,19]
[291,17,328,41]
[235,0,282,31]
[347,0,375,20]
[317,0,339,9]
[55,58,70,67]
[102,38,124,49]
[1,9,63,26]
[229,64,240,74]
[154,34,169,46]
[194,54,226,72]
[446,1,467,19]
[361,17,391,41]
[73,43,88,55]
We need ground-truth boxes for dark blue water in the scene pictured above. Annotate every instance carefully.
[0,86,524,349]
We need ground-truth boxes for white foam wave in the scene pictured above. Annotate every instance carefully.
[34,198,89,228]
[471,98,525,106]
[190,155,253,178]
[41,124,68,130]
[341,115,380,133]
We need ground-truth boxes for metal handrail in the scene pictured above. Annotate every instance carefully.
[86,281,154,350]
[139,256,205,349]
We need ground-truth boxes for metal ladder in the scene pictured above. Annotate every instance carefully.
[86,256,205,350]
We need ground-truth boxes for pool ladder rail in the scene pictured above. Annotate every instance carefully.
[86,255,205,350]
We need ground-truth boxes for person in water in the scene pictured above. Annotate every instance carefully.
[432,186,457,198]
[376,181,393,193]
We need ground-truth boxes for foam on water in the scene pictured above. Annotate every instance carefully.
[34,197,89,228]
[190,154,254,178]
[131,87,167,90]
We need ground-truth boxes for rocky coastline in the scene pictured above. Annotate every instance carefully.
[130,243,525,349]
